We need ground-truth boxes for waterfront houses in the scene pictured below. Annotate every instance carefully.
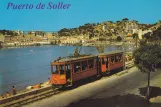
[59,35,89,45]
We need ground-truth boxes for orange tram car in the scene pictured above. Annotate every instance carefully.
[50,51,124,87]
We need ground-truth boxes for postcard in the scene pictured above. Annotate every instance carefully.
[0,0,161,107]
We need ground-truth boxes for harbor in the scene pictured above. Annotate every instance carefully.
[0,45,134,95]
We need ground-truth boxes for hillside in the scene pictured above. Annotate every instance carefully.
[57,18,161,39]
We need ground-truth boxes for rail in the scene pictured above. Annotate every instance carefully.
[0,85,62,107]
[0,62,134,107]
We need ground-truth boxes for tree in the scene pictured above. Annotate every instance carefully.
[0,30,18,36]
[116,36,122,41]
[143,32,152,41]
[122,18,129,22]
[116,21,121,26]
[143,26,161,43]
[133,43,161,103]
[152,26,161,41]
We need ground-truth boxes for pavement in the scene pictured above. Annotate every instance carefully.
[23,67,161,107]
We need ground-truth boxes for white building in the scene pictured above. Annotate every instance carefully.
[126,22,139,31]
[138,29,152,40]
[14,30,24,35]
[60,37,81,44]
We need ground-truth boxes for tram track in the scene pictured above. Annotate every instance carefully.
[0,88,62,107]
[0,63,134,107]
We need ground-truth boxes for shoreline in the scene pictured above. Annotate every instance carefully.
[0,41,131,49]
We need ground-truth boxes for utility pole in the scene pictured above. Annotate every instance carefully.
[121,35,126,70]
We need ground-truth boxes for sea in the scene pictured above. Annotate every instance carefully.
[0,45,134,95]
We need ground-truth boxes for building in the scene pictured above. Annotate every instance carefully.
[126,22,139,32]
[138,29,152,40]
[59,36,82,44]
[4,35,12,42]
[14,30,24,35]
[28,31,36,35]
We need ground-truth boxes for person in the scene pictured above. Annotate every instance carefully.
[12,86,17,95]
[33,83,41,89]
[0,94,4,99]
[48,78,51,84]
[6,92,10,97]
[76,66,81,71]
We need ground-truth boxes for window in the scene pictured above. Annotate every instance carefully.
[51,65,59,74]
[99,58,101,62]
[106,57,108,67]
[118,54,122,62]
[60,65,65,75]
[115,55,119,62]
[105,57,108,62]
[74,62,81,73]
[102,58,105,64]
[88,59,94,69]
[66,64,70,71]
[111,56,115,63]
[82,61,88,71]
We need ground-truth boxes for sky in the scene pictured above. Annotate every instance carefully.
[0,0,161,31]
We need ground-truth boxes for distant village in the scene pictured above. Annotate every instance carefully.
[0,18,161,48]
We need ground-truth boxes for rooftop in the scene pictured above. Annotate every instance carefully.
[51,51,123,64]
[51,54,96,63]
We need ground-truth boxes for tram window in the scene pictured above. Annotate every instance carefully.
[111,56,115,63]
[74,62,81,73]
[99,58,101,62]
[102,58,105,64]
[82,61,88,71]
[88,59,94,69]
[105,57,108,62]
[52,65,59,74]
[115,55,119,62]
[66,64,70,71]
[60,65,65,74]
[119,54,122,62]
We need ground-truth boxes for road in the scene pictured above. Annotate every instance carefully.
[24,67,161,107]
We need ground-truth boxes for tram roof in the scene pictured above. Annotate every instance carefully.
[51,54,97,63]
[51,51,123,64]
[97,51,123,56]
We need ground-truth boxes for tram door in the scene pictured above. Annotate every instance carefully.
[106,57,109,71]
[65,64,71,82]
[59,65,66,84]
[101,57,108,72]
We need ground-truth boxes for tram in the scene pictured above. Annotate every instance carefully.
[50,51,124,87]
